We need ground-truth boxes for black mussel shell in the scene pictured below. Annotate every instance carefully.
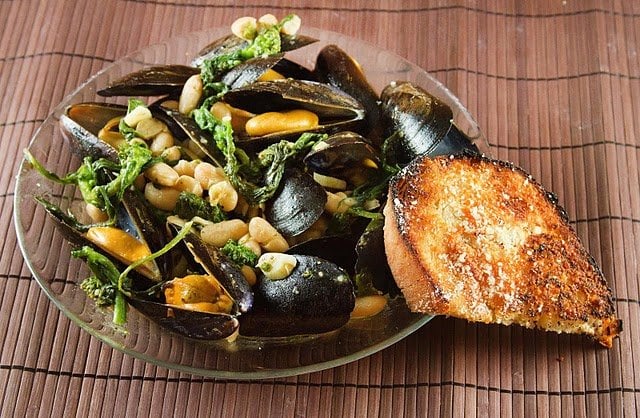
[179,229,254,313]
[127,297,240,340]
[61,103,126,161]
[355,217,400,296]
[427,124,479,157]
[97,65,200,97]
[239,254,356,337]
[381,81,454,164]
[149,102,226,166]
[304,131,380,177]
[192,33,318,68]
[221,79,366,145]
[264,169,327,237]
[272,58,317,81]
[221,55,284,88]
[314,44,383,144]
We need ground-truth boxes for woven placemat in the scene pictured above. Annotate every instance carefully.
[1,1,637,416]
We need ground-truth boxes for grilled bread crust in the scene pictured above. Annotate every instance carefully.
[383,154,620,347]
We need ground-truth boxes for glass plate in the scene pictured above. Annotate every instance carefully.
[14,27,484,379]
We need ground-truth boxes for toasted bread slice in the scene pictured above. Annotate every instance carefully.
[383,153,620,347]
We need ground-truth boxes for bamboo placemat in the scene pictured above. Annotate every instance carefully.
[1,0,638,416]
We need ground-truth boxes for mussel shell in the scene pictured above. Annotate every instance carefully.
[427,124,480,157]
[264,169,326,237]
[381,81,453,164]
[127,297,239,340]
[354,217,400,295]
[314,44,383,144]
[221,79,365,145]
[192,33,318,68]
[287,235,358,274]
[221,55,318,89]
[239,254,356,337]
[303,131,380,177]
[97,65,200,97]
[60,103,126,161]
[180,230,254,313]
[149,102,225,166]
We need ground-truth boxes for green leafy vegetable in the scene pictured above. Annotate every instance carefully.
[194,108,325,204]
[174,191,226,223]
[199,14,297,91]
[220,239,258,267]
[72,246,129,324]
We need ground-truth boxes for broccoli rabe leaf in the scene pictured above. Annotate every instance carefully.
[174,191,226,223]
[220,239,258,267]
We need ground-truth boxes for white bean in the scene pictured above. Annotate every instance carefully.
[194,162,225,189]
[178,74,203,115]
[256,252,297,280]
[144,162,179,187]
[144,183,181,211]
[174,159,199,177]
[123,106,152,128]
[208,180,238,212]
[200,219,249,247]
[174,175,203,197]
[150,131,174,156]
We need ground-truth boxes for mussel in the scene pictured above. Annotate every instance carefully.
[239,254,356,337]
[191,32,318,67]
[97,65,200,97]
[264,169,327,237]
[221,79,366,146]
[381,81,479,164]
[314,44,384,144]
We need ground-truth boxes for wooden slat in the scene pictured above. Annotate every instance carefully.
[0,0,638,416]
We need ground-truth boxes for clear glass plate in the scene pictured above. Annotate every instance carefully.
[14,27,484,379]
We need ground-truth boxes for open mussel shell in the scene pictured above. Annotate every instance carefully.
[97,65,200,97]
[192,33,318,67]
[264,169,326,237]
[314,44,384,144]
[239,254,356,337]
[60,102,126,161]
[171,226,254,313]
[304,131,380,177]
[221,55,317,89]
[127,297,240,340]
[221,79,366,145]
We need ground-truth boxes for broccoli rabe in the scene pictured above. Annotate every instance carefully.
[220,239,258,267]
[174,191,226,223]
[72,246,128,324]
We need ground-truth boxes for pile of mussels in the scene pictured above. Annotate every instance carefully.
[29,14,478,340]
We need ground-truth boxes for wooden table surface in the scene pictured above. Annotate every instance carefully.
[1,1,638,416]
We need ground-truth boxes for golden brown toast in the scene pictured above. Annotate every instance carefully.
[383,153,620,347]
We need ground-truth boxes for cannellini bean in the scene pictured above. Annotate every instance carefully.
[144,162,179,187]
[144,183,181,211]
[123,106,152,128]
[238,234,262,257]
[194,162,226,189]
[245,109,318,137]
[200,219,248,247]
[314,172,347,190]
[210,101,232,122]
[178,74,203,115]
[350,295,387,319]
[231,16,257,40]
[240,265,257,286]
[174,159,199,177]
[248,217,289,252]
[208,180,238,212]
[86,203,109,223]
[174,175,203,197]
[280,14,301,36]
[257,13,278,27]
[160,100,179,110]
[150,131,174,156]
[136,117,165,140]
[325,191,357,214]
[210,102,254,132]
[256,252,297,280]
[161,145,181,163]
